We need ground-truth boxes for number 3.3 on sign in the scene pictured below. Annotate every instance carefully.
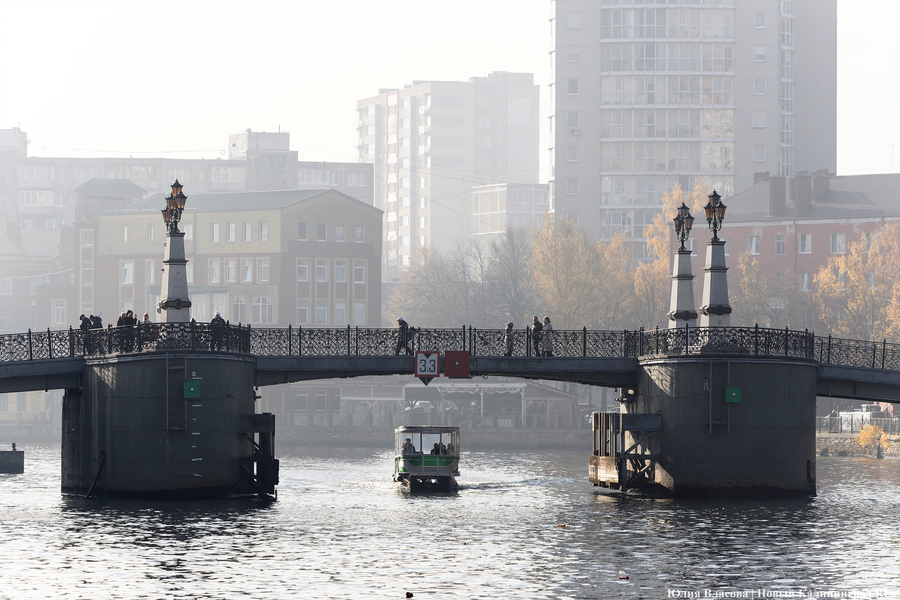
[415,351,440,378]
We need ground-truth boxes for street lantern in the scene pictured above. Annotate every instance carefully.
[703,189,726,242]
[161,180,187,234]
[672,202,694,251]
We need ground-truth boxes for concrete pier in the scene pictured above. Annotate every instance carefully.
[629,355,818,497]
[62,352,277,498]
[0,447,24,473]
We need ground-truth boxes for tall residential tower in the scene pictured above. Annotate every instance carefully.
[357,72,539,277]
[549,0,836,250]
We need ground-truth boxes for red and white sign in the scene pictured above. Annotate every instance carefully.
[415,351,440,378]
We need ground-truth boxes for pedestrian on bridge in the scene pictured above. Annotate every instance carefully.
[79,314,93,355]
[395,318,413,356]
[210,312,226,351]
[531,316,543,357]
[542,316,554,357]
[504,322,514,356]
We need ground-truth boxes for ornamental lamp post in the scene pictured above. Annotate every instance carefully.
[157,180,192,322]
[667,202,698,329]
[672,202,695,252]
[162,179,187,234]
[703,189,727,242]
[698,189,731,327]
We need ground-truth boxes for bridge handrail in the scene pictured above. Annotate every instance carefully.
[0,324,895,370]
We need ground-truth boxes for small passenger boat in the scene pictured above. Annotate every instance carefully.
[393,426,460,491]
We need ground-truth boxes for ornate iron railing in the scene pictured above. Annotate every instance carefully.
[1,324,899,373]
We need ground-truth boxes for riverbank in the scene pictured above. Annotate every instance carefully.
[816,433,900,458]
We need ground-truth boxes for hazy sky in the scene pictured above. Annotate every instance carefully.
[1,1,897,179]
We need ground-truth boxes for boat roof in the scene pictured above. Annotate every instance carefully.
[395,426,459,434]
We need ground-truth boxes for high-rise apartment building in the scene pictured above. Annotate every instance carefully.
[549,0,836,249]
[357,72,539,276]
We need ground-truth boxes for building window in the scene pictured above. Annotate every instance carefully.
[754,45,767,62]
[226,222,236,242]
[353,301,365,325]
[567,11,580,29]
[297,299,309,324]
[258,258,269,282]
[243,222,252,242]
[775,234,785,256]
[799,234,812,254]
[82,263,93,285]
[355,224,365,242]
[567,144,579,162]
[567,78,579,95]
[121,225,128,243]
[233,294,247,322]
[297,259,309,282]
[299,222,308,241]
[753,144,767,162]
[184,223,193,240]
[316,259,328,283]
[799,272,811,292]
[354,261,366,284]
[566,178,579,195]
[54,301,66,326]
[752,111,767,129]
[121,262,134,285]
[754,79,767,95]
[147,261,155,284]
[334,301,347,326]
[317,222,327,241]
[567,45,580,62]
[226,259,236,283]
[748,236,760,255]
[830,233,846,255]
[186,264,194,283]
[296,390,309,411]
[209,260,220,284]
[567,112,579,128]
[335,260,347,283]
[252,295,273,324]
[210,223,219,243]
[241,259,252,282]
[754,12,767,28]
[336,224,346,242]
[147,224,155,242]
[81,230,94,247]
[259,221,268,242]
[315,390,328,411]
[212,294,225,317]
[315,300,327,324]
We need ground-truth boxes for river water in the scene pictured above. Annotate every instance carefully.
[1,445,898,600]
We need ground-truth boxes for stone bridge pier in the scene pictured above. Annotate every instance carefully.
[627,355,818,498]
[62,353,277,498]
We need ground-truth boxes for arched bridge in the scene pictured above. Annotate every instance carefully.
[1,323,899,404]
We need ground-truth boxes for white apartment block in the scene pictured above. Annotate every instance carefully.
[357,72,539,277]
[549,0,836,252]
[471,183,550,244]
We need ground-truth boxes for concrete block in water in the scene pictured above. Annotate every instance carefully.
[0,450,24,474]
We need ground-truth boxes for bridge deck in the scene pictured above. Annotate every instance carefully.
[2,325,900,403]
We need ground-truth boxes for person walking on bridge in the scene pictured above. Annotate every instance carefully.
[531,316,543,357]
[395,317,413,356]
[504,322,514,356]
[79,314,93,355]
[541,316,554,357]
[210,312,226,351]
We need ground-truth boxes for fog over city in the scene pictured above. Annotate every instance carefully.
[0,0,897,174]
[2,0,900,340]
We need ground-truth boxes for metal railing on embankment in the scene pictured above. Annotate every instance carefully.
[0,323,898,373]
[816,416,900,435]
